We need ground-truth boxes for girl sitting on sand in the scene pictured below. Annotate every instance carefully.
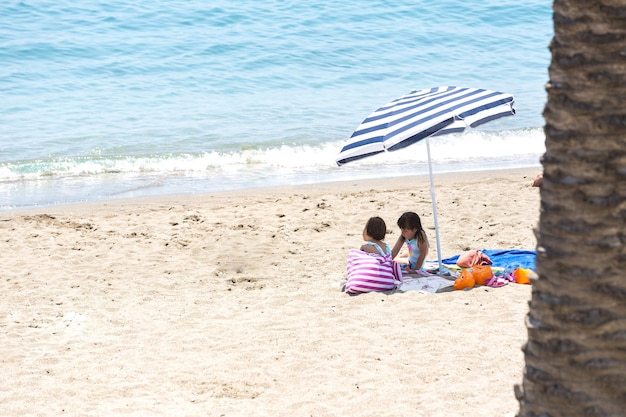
[360,216,391,256]
[391,212,429,272]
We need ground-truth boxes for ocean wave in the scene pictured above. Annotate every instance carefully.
[0,128,545,182]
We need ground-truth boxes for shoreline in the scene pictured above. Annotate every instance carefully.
[1,166,540,416]
[2,166,541,216]
[1,131,545,212]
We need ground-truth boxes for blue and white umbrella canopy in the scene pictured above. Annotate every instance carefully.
[336,86,516,166]
[336,86,516,272]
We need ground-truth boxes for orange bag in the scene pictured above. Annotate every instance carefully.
[454,268,475,290]
[472,264,493,285]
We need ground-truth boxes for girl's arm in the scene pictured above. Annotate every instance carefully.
[391,235,405,259]
[413,231,429,269]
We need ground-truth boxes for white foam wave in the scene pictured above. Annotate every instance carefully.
[0,128,545,182]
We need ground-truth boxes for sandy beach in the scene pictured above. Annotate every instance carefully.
[1,167,540,417]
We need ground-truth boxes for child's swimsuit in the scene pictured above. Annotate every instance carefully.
[404,237,423,269]
[363,241,391,256]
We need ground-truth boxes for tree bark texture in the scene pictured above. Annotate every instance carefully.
[517,0,626,416]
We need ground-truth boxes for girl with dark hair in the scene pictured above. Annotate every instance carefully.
[391,212,429,271]
[360,216,391,256]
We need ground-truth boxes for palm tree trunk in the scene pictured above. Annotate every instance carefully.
[516,0,626,416]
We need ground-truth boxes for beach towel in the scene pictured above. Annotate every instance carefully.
[344,249,402,294]
[398,276,455,293]
[442,249,536,271]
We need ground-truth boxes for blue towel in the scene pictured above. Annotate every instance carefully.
[441,249,536,271]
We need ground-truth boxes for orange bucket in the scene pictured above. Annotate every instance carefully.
[513,267,531,284]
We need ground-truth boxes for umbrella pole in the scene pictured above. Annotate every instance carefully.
[425,137,443,272]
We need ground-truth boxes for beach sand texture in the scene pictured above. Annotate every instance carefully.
[1,168,540,417]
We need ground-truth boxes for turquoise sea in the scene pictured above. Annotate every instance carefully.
[0,1,553,210]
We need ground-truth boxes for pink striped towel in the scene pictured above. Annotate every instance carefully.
[344,249,403,294]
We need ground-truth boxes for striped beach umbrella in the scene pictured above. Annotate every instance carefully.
[336,86,516,272]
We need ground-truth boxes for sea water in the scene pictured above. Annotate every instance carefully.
[0,0,553,210]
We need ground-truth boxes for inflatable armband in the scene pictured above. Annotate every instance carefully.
[454,268,475,290]
[472,264,493,285]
